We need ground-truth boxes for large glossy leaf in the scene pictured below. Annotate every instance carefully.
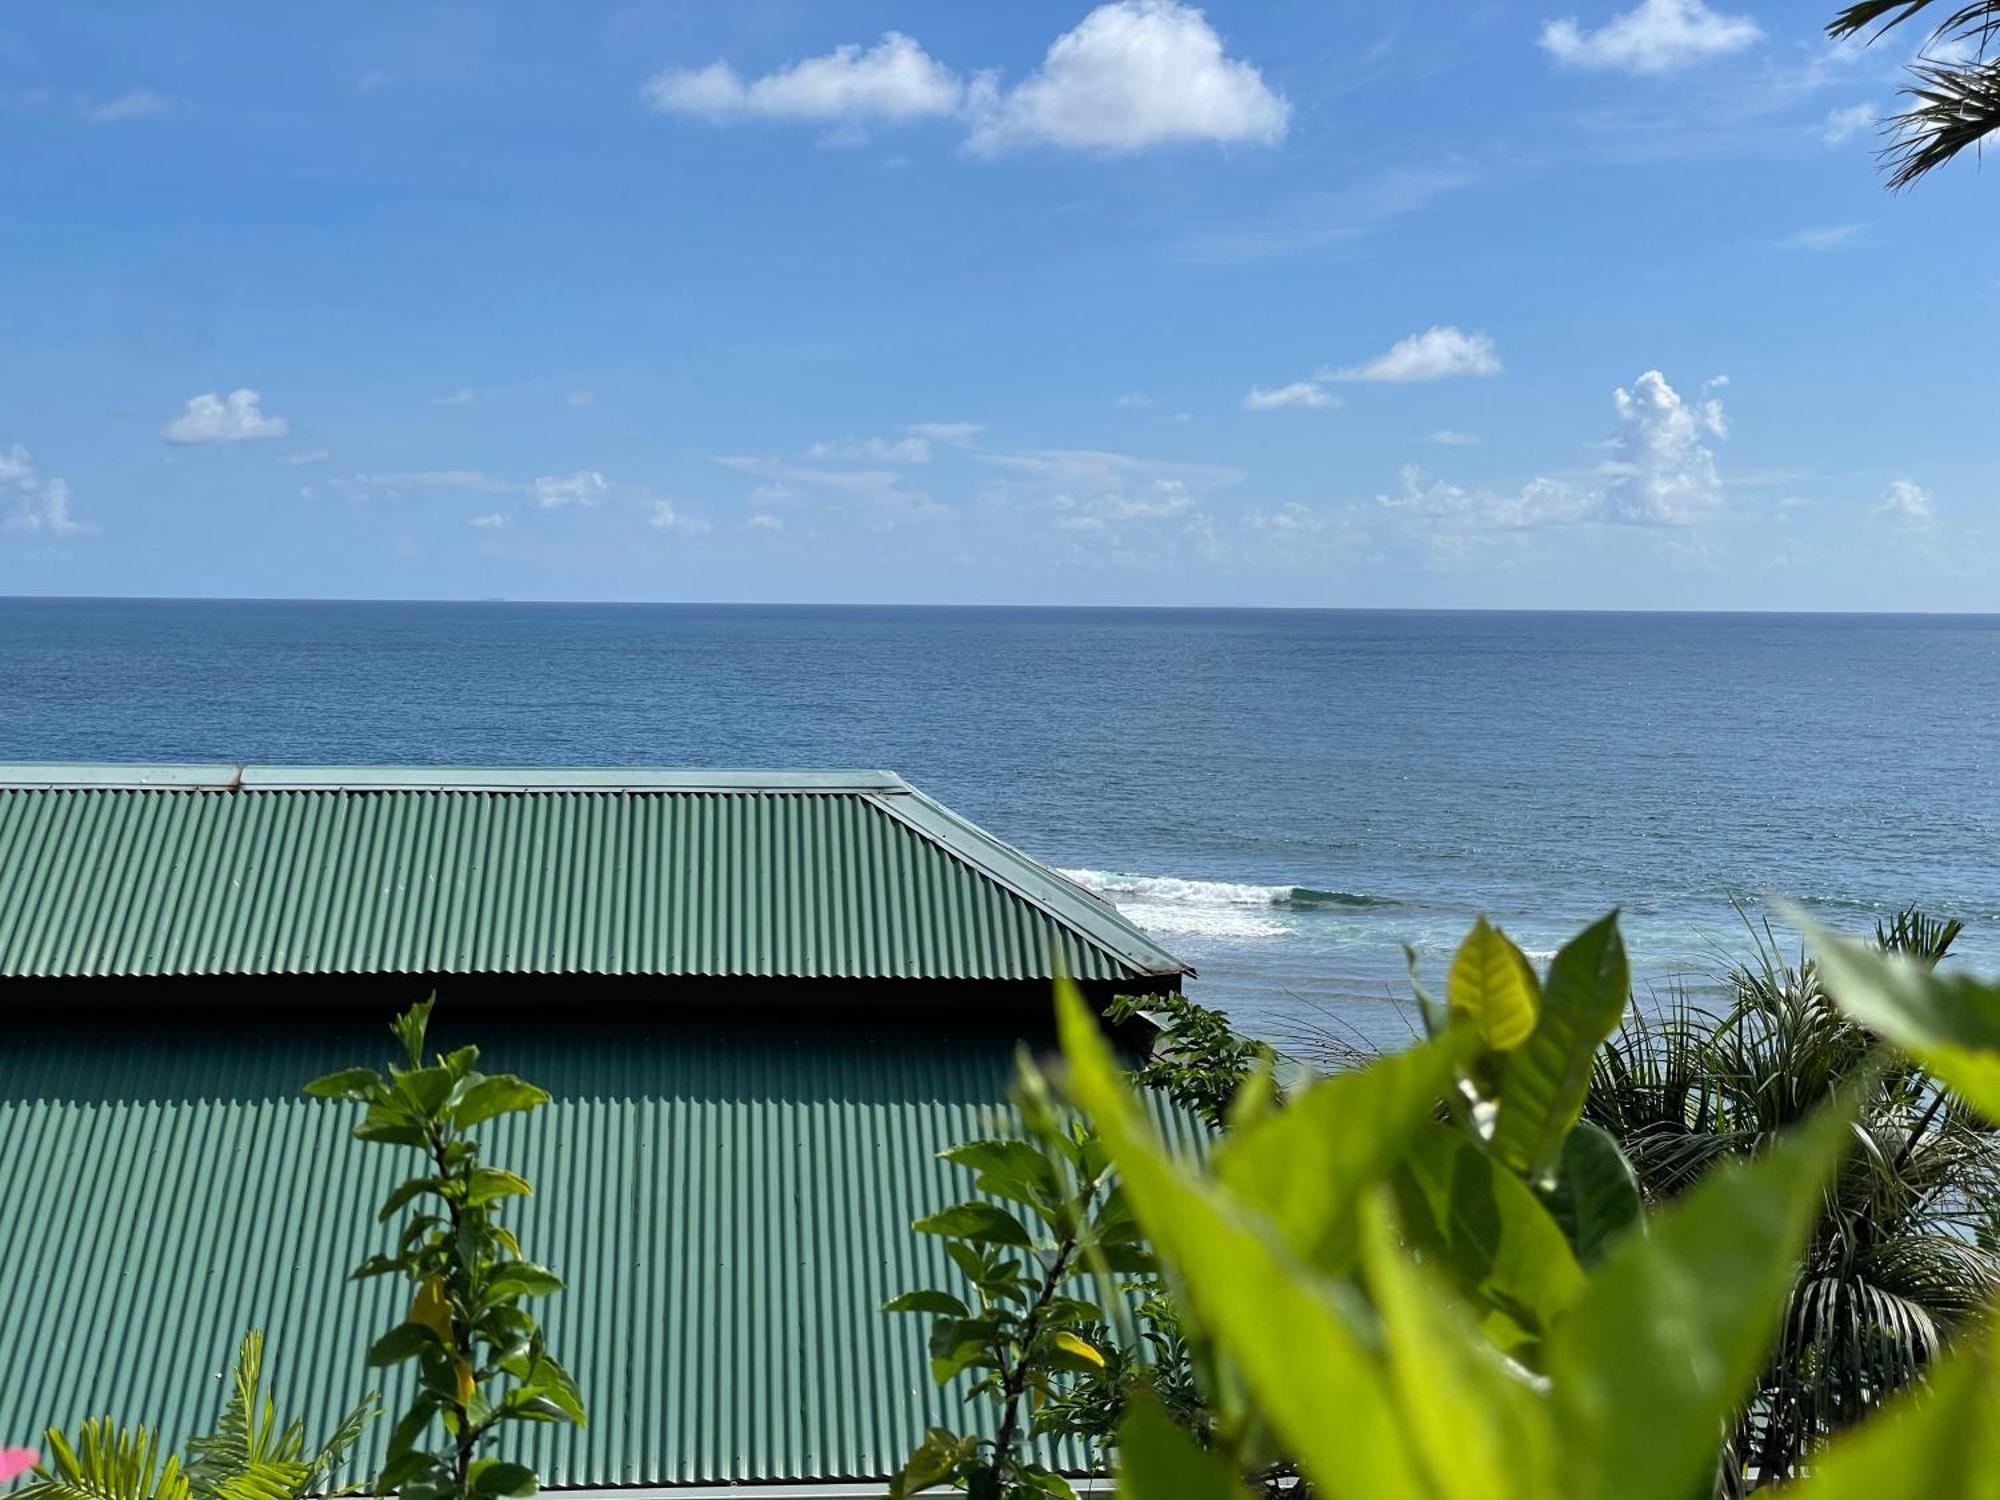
[1448,917,1541,1052]
[1801,913,2000,1124]
[1784,1311,2000,1498]
[1538,1121,1641,1267]
[1546,1099,1855,1500]
[1058,981,1430,1500]
[1359,1193,1560,1500]
[452,1076,551,1128]
[913,1201,1035,1249]
[1114,1392,1251,1500]
[1492,912,1629,1183]
[1211,1030,1470,1276]
[1392,1126,1585,1353]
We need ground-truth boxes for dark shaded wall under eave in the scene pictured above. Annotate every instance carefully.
[0,984,1193,1490]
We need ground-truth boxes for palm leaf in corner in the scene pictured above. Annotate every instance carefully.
[15,1420,192,1500]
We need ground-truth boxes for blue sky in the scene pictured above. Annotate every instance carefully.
[2,0,1994,608]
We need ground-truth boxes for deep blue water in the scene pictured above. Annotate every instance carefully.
[5,598,1998,1044]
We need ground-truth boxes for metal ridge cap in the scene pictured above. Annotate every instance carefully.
[0,764,911,794]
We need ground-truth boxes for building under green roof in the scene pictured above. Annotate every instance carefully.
[0,767,1195,1498]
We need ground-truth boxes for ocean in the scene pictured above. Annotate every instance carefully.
[5,598,1997,1045]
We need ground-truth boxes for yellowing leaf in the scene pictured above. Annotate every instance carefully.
[453,1358,475,1408]
[1448,917,1540,1052]
[409,1279,453,1344]
[1050,1331,1104,1368]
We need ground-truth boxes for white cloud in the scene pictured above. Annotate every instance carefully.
[1243,379,1339,411]
[163,389,290,443]
[278,448,330,466]
[1375,368,1730,549]
[807,435,931,463]
[531,470,608,508]
[649,499,712,534]
[644,2,1285,157]
[1115,392,1154,409]
[432,388,476,407]
[470,513,508,529]
[353,469,511,493]
[1334,326,1501,383]
[1876,477,1935,528]
[1427,429,1482,447]
[717,455,941,523]
[1775,223,1864,252]
[1540,0,1761,74]
[1,443,93,536]
[1600,369,1727,523]
[1821,102,1875,145]
[643,32,963,133]
[906,421,984,443]
[565,390,595,407]
[966,0,1289,155]
[87,88,167,123]
[748,512,785,531]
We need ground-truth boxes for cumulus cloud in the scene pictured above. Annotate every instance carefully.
[1876,477,1935,528]
[1427,429,1482,447]
[1376,369,1730,548]
[748,512,784,531]
[644,2,1286,156]
[1541,0,1761,74]
[470,513,507,529]
[164,389,290,444]
[87,88,167,122]
[1,443,93,536]
[531,470,608,508]
[643,32,963,133]
[807,435,931,463]
[649,499,712,534]
[1334,326,1501,383]
[965,0,1289,155]
[1243,379,1339,411]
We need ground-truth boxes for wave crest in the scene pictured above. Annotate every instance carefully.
[1058,868,1392,941]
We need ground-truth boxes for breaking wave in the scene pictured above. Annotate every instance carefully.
[1058,869,1393,941]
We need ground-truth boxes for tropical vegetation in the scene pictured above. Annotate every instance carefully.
[1830,0,2000,186]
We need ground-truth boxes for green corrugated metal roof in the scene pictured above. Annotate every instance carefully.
[0,1012,1203,1489]
[0,765,1186,985]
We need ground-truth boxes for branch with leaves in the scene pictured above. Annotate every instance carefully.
[1829,0,2000,186]
[305,999,584,1500]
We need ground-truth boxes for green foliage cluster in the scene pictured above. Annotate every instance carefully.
[305,999,584,1500]
[1055,912,2000,1499]
[1588,909,1999,1480]
[1827,0,2000,188]
[15,1334,374,1500]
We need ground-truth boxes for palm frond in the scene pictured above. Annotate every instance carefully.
[15,1422,192,1500]
[185,1332,377,1500]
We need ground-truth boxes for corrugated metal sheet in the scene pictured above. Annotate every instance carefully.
[0,768,1185,984]
[0,1013,1205,1488]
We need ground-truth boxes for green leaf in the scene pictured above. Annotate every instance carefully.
[913,1201,1035,1249]
[1057,979,1431,1500]
[465,1461,535,1500]
[1041,1330,1106,1374]
[370,1450,438,1496]
[392,1066,455,1120]
[1491,912,1630,1182]
[888,1429,970,1500]
[365,1323,441,1369]
[376,1178,442,1224]
[927,1316,1001,1384]
[1391,1126,1585,1353]
[463,1169,534,1207]
[1358,1192,1560,1500]
[353,1102,427,1149]
[1114,1391,1251,1500]
[390,998,434,1069]
[485,1263,565,1299]
[452,1076,551,1129]
[1210,1029,1471,1277]
[302,1068,385,1104]
[1784,1311,2000,1498]
[940,1139,1064,1213]
[1800,911,2000,1124]
[881,1290,971,1317]
[1546,1097,1856,1500]
[1448,916,1540,1052]
[1538,1121,1640,1268]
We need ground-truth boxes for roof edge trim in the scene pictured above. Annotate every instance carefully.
[0,765,911,794]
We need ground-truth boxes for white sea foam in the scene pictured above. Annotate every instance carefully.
[1060,869,1297,909]
[1056,867,1395,941]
